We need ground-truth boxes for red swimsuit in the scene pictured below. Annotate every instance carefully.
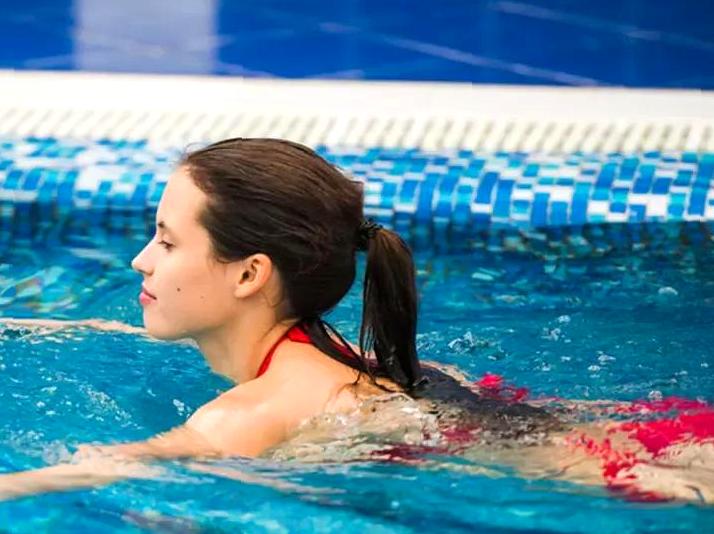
[256,328,714,502]
[476,374,714,502]
[255,323,355,378]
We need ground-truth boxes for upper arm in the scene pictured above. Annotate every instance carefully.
[185,389,290,458]
[82,388,290,462]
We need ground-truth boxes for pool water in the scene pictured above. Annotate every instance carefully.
[0,228,713,532]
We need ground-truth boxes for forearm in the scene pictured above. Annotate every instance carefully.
[0,459,149,500]
[0,318,196,347]
[0,430,220,501]
[0,317,145,335]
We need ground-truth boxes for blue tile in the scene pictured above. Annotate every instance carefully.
[531,193,549,226]
[512,200,529,215]
[633,171,653,194]
[131,184,149,205]
[415,180,436,222]
[523,163,540,177]
[629,204,646,222]
[595,164,616,189]
[57,181,74,204]
[493,180,514,218]
[453,184,473,226]
[550,201,568,225]
[571,186,589,224]
[653,178,672,194]
[398,179,418,206]
[592,188,610,201]
[19,169,38,191]
[674,169,694,186]
[698,158,714,180]
[688,187,707,216]
[4,169,22,188]
[380,181,397,208]
[668,204,684,217]
[475,171,498,204]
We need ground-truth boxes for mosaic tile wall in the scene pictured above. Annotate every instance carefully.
[1,137,713,251]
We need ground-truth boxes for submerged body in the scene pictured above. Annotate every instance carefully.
[253,323,714,504]
[269,353,714,504]
[1,317,713,504]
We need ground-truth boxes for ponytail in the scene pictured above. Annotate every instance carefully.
[300,224,423,392]
[358,225,422,389]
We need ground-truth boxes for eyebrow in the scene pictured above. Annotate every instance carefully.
[156,221,175,235]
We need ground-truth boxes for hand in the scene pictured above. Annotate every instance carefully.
[74,319,146,335]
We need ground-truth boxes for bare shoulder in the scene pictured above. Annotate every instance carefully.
[186,383,290,457]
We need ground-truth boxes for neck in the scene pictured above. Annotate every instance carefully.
[192,313,297,383]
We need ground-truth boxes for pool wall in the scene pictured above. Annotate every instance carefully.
[1,71,713,249]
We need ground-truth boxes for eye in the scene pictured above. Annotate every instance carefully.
[157,239,174,250]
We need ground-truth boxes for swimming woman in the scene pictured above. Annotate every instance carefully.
[0,138,712,503]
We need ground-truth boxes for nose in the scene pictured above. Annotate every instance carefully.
[131,240,154,275]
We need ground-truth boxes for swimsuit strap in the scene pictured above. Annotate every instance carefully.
[255,324,312,379]
[255,323,354,379]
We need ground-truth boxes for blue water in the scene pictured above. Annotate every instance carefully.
[0,230,713,531]
[1,0,712,88]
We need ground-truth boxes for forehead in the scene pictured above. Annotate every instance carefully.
[156,166,208,231]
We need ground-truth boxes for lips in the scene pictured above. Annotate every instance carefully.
[141,285,157,299]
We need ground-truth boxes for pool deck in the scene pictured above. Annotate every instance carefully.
[1,70,712,152]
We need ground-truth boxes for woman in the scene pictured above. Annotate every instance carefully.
[0,138,712,502]
[0,137,429,498]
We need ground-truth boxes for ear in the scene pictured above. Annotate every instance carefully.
[232,253,273,299]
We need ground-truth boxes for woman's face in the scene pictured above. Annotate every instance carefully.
[131,166,240,340]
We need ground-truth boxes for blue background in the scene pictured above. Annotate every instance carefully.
[1,0,712,88]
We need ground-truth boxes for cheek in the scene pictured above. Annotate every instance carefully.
[144,257,236,337]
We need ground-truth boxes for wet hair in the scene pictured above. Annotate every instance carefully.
[181,138,422,390]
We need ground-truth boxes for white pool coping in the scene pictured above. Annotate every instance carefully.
[0,70,712,151]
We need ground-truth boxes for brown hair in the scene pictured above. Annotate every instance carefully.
[181,138,422,390]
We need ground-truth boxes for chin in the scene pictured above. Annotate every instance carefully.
[142,316,190,341]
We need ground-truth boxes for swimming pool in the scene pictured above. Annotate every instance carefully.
[1,128,714,531]
[1,224,713,531]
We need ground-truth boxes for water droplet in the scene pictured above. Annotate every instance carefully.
[657,286,678,297]
[597,352,616,364]
[447,331,500,357]
[541,327,562,341]
[471,268,502,281]
[648,390,663,401]
[172,399,186,416]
